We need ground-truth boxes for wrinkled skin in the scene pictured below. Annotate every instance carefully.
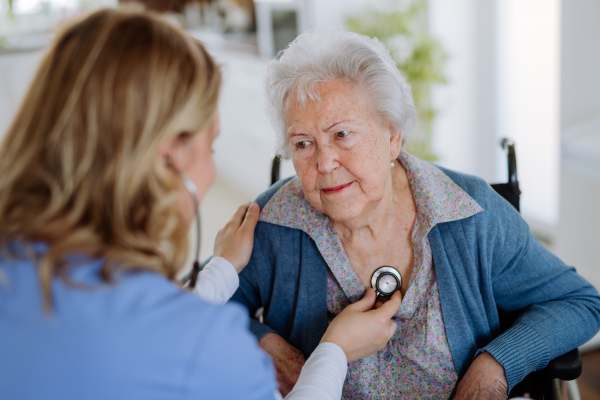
[259,333,306,397]
[454,352,509,400]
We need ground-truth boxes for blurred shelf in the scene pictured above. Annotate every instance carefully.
[0,31,53,54]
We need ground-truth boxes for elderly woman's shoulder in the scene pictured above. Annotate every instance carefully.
[436,165,489,193]
[435,164,512,214]
[255,176,296,209]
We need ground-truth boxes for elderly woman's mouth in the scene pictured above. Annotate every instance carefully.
[322,182,353,194]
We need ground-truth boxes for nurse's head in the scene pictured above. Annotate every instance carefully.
[0,8,221,306]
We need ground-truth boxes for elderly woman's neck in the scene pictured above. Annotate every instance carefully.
[330,165,416,243]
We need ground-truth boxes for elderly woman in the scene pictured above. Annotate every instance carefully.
[230,28,600,399]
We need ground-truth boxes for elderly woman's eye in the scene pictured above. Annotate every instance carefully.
[336,130,350,138]
[297,141,309,149]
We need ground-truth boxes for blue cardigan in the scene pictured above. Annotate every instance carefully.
[231,167,600,392]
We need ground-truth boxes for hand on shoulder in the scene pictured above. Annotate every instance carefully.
[213,202,260,273]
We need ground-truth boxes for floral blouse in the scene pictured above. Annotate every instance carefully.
[260,151,483,399]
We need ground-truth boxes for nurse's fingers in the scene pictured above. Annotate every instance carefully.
[377,291,401,339]
[213,202,259,273]
[227,202,251,229]
[349,288,377,312]
[238,203,260,234]
[375,290,402,319]
[387,318,399,338]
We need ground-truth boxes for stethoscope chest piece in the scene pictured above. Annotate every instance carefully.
[371,266,402,297]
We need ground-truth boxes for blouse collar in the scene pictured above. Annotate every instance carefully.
[260,151,483,231]
[259,151,484,305]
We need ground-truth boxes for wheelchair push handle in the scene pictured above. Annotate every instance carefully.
[500,138,518,183]
[271,155,281,186]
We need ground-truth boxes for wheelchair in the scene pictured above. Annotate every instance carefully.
[269,139,583,400]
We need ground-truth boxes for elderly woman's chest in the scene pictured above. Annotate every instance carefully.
[340,228,416,298]
[343,284,456,399]
[324,224,458,398]
[326,258,458,398]
[327,273,458,399]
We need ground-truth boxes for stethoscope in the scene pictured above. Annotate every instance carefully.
[166,159,202,289]
[179,171,202,289]
[370,266,402,297]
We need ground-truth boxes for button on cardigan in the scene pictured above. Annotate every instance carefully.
[230,162,600,392]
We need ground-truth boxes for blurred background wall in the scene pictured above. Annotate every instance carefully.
[557,0,600,297]
[1,0,599,339]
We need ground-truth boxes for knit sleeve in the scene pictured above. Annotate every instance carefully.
[480,185,600,391]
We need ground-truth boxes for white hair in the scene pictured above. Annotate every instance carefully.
[264,27,417,158]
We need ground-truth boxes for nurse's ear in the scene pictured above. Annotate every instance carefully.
[158,136,180,170]
[158,128,208,172]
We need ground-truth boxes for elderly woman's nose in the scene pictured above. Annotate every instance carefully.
[316,144,340,173]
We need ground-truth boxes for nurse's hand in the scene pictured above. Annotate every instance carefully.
[213,202,260,273]
[320,288,402,362]
[454,352,508,400]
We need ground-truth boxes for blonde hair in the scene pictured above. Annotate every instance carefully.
[0,7,221,310]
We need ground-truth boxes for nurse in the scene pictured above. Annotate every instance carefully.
[0,8,401,400]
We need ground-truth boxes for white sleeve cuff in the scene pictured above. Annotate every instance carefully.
[192,257,239,305]
[284,342,348,400]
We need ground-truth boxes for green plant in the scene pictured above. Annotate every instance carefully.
[6,0,15,19]
[346,0,447,161]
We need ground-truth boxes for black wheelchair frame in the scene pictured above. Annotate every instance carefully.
[491,140,582,400]
[269,139,582,400]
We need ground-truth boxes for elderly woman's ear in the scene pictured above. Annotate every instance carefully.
[389,125,403,161]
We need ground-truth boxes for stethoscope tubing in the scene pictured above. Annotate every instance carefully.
[177,171,202,289]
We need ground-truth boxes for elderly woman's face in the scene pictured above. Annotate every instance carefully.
[286,80,400,222]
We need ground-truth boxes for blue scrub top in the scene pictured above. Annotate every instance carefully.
[0,242,277,400]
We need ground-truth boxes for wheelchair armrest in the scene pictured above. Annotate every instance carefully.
[543,348,582,381]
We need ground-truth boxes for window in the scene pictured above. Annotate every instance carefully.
[496,0,561,225]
